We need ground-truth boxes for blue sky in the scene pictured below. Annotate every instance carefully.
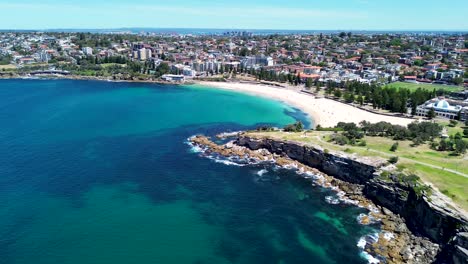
[0,0,467,30]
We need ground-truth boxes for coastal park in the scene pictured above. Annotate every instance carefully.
[247,130,468,212]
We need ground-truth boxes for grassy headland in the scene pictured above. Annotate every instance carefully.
[246,129,468,211]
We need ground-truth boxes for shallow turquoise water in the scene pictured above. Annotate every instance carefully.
[0,79,374,264]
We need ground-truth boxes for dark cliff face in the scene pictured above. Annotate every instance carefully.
[236,136,468,263]
[236,136,377,184]
[364,179,468,243]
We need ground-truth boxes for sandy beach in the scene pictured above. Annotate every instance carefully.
[198,81,416,128]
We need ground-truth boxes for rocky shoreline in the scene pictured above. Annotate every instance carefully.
[0,73,194,85]
[189,133,467,263]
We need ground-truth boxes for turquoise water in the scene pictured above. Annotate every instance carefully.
[0,79,374,264]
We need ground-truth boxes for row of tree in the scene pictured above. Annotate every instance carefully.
[325,81,440,114]
[336,121,443,144]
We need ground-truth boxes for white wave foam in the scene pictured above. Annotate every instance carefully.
[383,232,394,241]
[213,158,245,166]
[360,251,380,264]
[189,145,203,153]
[358,233,381,263]
[257,169,268,176]
[357,237,367,249]
[325,196,340,205]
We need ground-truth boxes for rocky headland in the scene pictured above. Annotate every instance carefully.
[189,133,468,264]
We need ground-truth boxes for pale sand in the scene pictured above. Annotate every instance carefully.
[197,81,416,128]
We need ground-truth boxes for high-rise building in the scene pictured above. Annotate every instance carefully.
[137,48,151,60]
[81,47,93,55]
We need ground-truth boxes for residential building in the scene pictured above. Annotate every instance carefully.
[82,47,93,55]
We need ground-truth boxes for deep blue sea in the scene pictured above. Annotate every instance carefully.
[0,79,377,264]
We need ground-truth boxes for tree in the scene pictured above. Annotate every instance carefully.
[427,108,436,119]
[464,128,468,138]
[344,92,354,103]
[154,62,170,78]
[454,139,467,155]
[453,77,463,85]
[305,78,313,89]
[357,96,364,106]
[239,47,249,57]
[333,89,342,98]
[411,136,424,146]
[438,139,453,152]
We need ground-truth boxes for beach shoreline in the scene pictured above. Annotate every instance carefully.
[0,75,418,128]
[195,81,417,128]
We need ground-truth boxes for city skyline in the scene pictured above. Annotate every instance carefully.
[0,0,467,31]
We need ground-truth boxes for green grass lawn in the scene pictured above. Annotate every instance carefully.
[100,63,127,68]
[385,82,463,92]
[406,163,468,209]
[0,64,17,70]
[437,120,467,136]
[248,131,468,210]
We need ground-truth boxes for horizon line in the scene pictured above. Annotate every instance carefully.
[0,27,467,33]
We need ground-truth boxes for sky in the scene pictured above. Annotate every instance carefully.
[0,0,467,31]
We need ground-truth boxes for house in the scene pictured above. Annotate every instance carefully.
[299,73,320,82]
[404,76,417,82]
[425,63,439,71]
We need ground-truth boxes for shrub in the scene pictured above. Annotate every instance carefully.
[441,189,456,199]
[390,142,399,152]
[388,156,399,164]
[378,171,391,181]
[256,125,275,132]
[333,134,348,146]
[284,121,304,132]
[411,137,424,147]
[358,140,367,146]
[414,184,433,198]
[449,120,458,127]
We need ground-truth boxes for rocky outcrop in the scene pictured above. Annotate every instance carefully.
[445,233,468,264]
[236,136,383,184]
[365,179,468,263]
[365,179,468,243]
[234,135,468,264]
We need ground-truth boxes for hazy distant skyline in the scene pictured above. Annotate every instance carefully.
[1,0,467,31]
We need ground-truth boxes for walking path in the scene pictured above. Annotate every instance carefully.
[313,135,468,178]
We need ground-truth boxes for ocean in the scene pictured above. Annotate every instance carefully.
[0,79,378,264]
